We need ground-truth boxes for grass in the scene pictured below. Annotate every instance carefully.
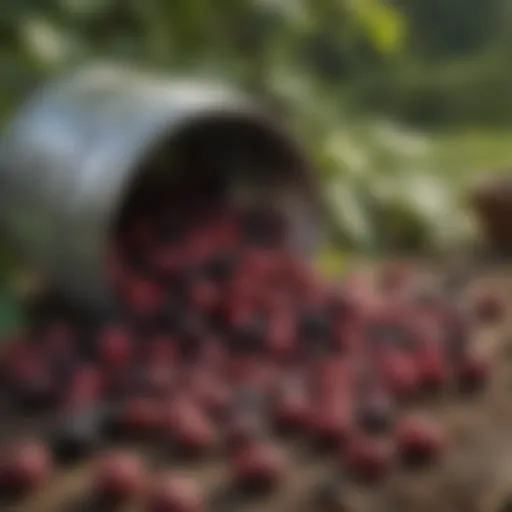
[429,128,512,180]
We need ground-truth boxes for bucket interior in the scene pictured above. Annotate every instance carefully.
[114,112,321,257]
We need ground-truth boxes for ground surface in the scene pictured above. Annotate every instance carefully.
[2,262,512,512]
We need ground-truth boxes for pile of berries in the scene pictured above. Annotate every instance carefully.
[0,193,496,509]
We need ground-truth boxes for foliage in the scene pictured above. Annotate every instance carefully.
[0,1,502,253]
[0,0,509,334]
[352,50,512,127]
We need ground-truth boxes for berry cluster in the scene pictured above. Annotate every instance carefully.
[0,196,496,510]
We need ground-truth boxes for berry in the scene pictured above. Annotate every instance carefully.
[474,293,504,323]
[308,403,351,450]
[397,416,445,468]
[123,277,163,316]
[146,475,203,512]
[0,441,52,499]
[92,451,146,506]
[145,335,178,364]
[10,360,56,412]
[345,434,393,483]
[327,288,354,318]
[195,339,227,372]
[166,403,216,458]
[267,311,296,360]
[97,325,133,368]
[62,364,104,409]
[189,281,219,312]
[380,262,411,292]
[380,352,419,401]
[231,442,287,493]
[416,347,447,393]
[118,396,163,439]
[273,379,310,435]
[456,353,490,393]
[141,363,175,398]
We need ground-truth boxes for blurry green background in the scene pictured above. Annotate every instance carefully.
[0,0,511,332]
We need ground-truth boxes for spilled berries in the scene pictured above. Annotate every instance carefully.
[0,190,495,509]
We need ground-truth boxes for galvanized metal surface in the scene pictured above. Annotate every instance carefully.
[0,64,320,308]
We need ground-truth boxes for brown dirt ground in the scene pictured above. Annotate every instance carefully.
[3,262,512,512]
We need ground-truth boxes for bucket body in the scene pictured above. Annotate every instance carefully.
[0,64,321,307]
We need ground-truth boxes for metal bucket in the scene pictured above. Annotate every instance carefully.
[0,64,322,308]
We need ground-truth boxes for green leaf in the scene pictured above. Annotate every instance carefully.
[317,246,352,278]
[0,288,25,340]
[348,0,406,54]
[21,16,75,68]
[326,178,377,250]
[60,0,113,19]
